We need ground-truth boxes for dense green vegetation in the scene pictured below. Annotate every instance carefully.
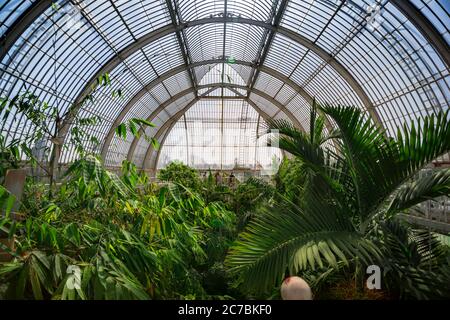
[227,102,450,299]
[1,98,449,300]
[0,156,240,299]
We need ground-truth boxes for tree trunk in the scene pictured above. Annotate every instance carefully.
[48,138,62,198]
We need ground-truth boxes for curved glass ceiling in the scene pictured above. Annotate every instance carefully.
[157,98,282,170]
[0,0,449,171]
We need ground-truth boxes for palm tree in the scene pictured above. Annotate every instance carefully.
[225,103,450,299]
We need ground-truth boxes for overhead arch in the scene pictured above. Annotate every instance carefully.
[49,15,385,159]
[147,97,199,171]
[100,58,350,162]
[126,84,304,160]
[142,96,281,171]
[101,82,304,163]
[389,0,449,68]
[0,0,53,61]
[1,0,449,168]
[2,1,448,147]
[99,59,309,157]
[2,1,447,68]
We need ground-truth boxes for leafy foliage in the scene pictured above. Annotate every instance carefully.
[0,157,237,300]
[226,105,450,299]
[115,118,159,150]
[2,87,450,300]
[0,135,22,183]
[0,74,112,190]
[274,157,305,204]
[158,161,202,191]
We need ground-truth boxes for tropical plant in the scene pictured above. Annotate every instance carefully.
[0,134,21,183]
[158,161,202,191]
[274,157,305,204]
[0,157,238,300]
[0,73,112,191]
[200,170,231,205]
[0,217,155,300]
[115,118,159,150]
[226,104,450,299]
[1,186,15,211]
[231,177,275,230]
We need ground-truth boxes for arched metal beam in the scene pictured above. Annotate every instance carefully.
[0,0,53,62]
[99,59,313,156]
[148,97,289,173]
[165,0,198,97]
[66,15,377,116]
[121,83,305,163]
[102,59,336,161]
[4,1,447,92]
[389,0,450,68]
[101,88,191,160]
[248,0,289,94]
[59,15,384,159]
[144,97,199,174]
[106,82,303,165]
[4,2,449,155]
[142,94,278,171]
[101,75,304,162]
[101,85,293,161]
[2,1,447,167]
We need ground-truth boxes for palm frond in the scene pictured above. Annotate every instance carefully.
[388,169,450,213]
[226,197,382,293]
[388,265,450,299]
[397,110,450,177]
[265,118,345,201]
[309,99,325,146]
[377,220,450,299]
[227,105,450,298]
[409,229,449,268]
[320,105,400,217]
[264,118,326,163]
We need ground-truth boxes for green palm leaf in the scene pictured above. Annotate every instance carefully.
[320,105,399,216]
[228,104,450,297]
[388,169,450,213]
[226,197,382,293]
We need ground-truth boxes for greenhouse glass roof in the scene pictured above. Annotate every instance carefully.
[0,0,449,171]
[157,98,283,170]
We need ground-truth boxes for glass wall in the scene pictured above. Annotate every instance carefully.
[157,98,282,170]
